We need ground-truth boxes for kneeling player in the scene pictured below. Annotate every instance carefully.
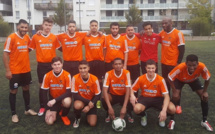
[130,59,176,129]
[168,54,213,131]
[102,58,133,123]
[71,60,101,128]
[41,57,72,125]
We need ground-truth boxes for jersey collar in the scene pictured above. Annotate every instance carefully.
[114,69,123,78]
[80,73,90,83]
[52,69,63,77]
[111,34,120,40]
[146,73,157,82]
[67,32,76,38]
[41,33,50,38]
[15,32,24,39]
[126,34,135,40]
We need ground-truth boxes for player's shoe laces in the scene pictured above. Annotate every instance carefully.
[73,118,81,128]
[24,109,37,116]
[61,116,71,126]
[127,114,134,123]
[38,108,45,116]
[141,115,147,126]
[159,120,165,127]
[175,105,182,114]
[167,120,175,130]
[96,100,101,109]
[201,121,213,132]
[105,115,111,123]
[12,114,19,123]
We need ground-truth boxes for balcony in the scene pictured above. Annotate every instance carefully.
[101,3,187,10]
[0,3,12,11]
[100,15,190,22]
[34,3,73,10]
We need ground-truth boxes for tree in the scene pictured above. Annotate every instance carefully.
[0,15,12,37]
[125,0,142,26]
[52,0,71,32]
[187,0,213,36]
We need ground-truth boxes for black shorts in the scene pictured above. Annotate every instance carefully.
[37,62,52,83]
[74,99,97,115]
[9,72,32,90]
[110,94,126,106]
[127,64,140,81]
[105,62,113,73]
[50,101,62,112]
[89,60,105,80]
[161,64,175,78]
[137,96,164,111]
[141,61,158,74]
[174,78,203,91]
[63,61,79,77]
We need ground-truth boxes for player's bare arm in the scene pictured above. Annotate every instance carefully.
[103,87,115,119]
[3,52,12,80]
[120,87,130,119]
[123,52,128,69]
[130,90,137,107]
[159,93,170,122]
[201,79,210,101]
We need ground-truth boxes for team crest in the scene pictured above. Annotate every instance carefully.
[153,85,157,88]
[73,38,76,40]
[168,37,171,40]
[121,80,124,83]
[87,86,90,89]
[59,80,62,83]
[25,41,27,44]
[49,39,52,42]
[98,38,101,41]
[117,41,120,44]
[132,42,135,45]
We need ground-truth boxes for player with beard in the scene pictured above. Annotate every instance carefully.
[3,19,37,123]
[104,22,128,72]
[83,20,105,108]
[29,18,61,116]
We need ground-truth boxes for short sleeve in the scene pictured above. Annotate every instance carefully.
[131,77,140,92]
[41,74,50,90]
[177,31,185,46]
[103,72,110,88]
[4,37,12,52]
[71,77,78,93]
[160,78,169,94]
[66,74,72,89]
[29,35,36,50]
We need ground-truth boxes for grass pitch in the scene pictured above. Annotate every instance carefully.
[0,40,215,134]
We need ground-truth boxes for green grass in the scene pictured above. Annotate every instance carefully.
[0,40,215,134]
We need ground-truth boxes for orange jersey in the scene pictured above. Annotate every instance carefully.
[168,62,210,83]
[4,32,31,74]
[83,34,105,61]
[103,69,131,96]
[29,33,61,63]
[105,34,128,63]
[57,32,87,61]
[159,28,185,66]
[132,74,168,97]
[71,73,101,100]
[124,35,141,65]
[41,70,71,99]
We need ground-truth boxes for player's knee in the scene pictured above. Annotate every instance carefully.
[168,103,176,114]
[22,85,29,91]
[88,121,97,127]
[10,89,18,94]
[133,105,142,114]
[74,101,84,110]
[45,118,55,125]
[62,97,72,108]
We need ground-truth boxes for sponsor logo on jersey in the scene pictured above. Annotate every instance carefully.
[144,89,157,93]
[17,45,27,49]
[112,84,125,88]
[40,44,53,47]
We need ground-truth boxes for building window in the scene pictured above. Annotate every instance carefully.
[140,10,143,16]
[76,0,85,4]
[86,10,95,16]
[106,0,112,4]
[76,10,83,17]
[43,11,47,18]
[88,0,95,5]
[148,10,154,16]
[160,0,166,3]
[117,10,124,16]
[15,0,19,8]
[26,0,31,9]
[171,9,178,15]
[16,11,20,19]
[129,0,134,4]
[117,0,123,4]
[159,9,166,15]
[172,0,178,3]
[106,11,112,16]
[141,0,143,4]
[148,0,154,3]
[27,11,31,19]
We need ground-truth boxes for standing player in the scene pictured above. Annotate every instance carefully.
[57,20,87,77]
[41,57,72,125]
[71,60,101,128]
[102,58,133,123]
[136,22,161,74]
[29,18,61,116]
[124,25,141,83]
[130,59,176,130]
[104,22,128,72]
[3,19,37,123]
[168,54,213,131]
[159,17,185,114]
[83,20,105,108]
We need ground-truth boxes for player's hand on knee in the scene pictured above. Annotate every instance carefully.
[201,91,208,102]
[88,101,94,109]
[130,95,137,107]
[82,106,90,113]
[47,99,56,107]
[158,110,167,122]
